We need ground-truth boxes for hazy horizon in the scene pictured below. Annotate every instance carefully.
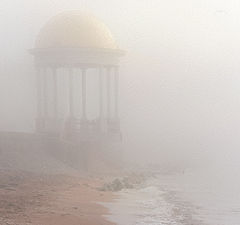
[1,0,240,166]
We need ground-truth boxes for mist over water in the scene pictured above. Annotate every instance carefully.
[1,0,240,166]
[105,167,240,225]
[1,1,240,224]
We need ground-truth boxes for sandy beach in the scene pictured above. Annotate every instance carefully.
[0,170,115,225]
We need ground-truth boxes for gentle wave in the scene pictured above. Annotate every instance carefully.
[103,168,240,225]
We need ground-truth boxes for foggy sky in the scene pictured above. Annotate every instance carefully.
[1,0,240,165]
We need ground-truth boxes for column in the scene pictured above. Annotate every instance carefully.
[52,68,58,119]
[114,66,119,119]
[106,67,111,120]
[43,68,48,119]
[36,68,42,119]
[82,68,87,120]
[68,68,74,118]
[36,67,43,132]
[99,67,103,119]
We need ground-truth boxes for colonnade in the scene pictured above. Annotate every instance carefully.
[35,66,120,135]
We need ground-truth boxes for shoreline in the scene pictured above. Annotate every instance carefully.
[0,169,116,225]
[1,168,240,225]
[102,172,207,225]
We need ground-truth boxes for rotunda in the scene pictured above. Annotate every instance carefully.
[30,11,125,140]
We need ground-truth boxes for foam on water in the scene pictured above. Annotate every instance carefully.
[103,166,240,225]
[103,182,190,225]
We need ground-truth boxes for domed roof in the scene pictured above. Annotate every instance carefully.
[35,11,118,50]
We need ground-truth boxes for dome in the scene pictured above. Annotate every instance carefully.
[35,11,118,50]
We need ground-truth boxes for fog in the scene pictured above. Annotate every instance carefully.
[1,0,240,168]
[2,1,240,225]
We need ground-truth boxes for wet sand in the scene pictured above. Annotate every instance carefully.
[0,170,115,225]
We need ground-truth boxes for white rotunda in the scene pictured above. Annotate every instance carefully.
[30,11,125,141]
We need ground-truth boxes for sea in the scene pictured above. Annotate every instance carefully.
[103,163,240,225]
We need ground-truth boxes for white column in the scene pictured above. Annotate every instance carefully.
[99,67,103,119]
[36,67,43,132]
[52,68,58,119]
[36,68,42,119]
[43,68,48,119]
[106,67,111,120]
[68,68,74,118]
[82,68,87,120]
[114,66,119,119]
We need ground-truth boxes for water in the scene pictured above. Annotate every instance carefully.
[103,166,240,225]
